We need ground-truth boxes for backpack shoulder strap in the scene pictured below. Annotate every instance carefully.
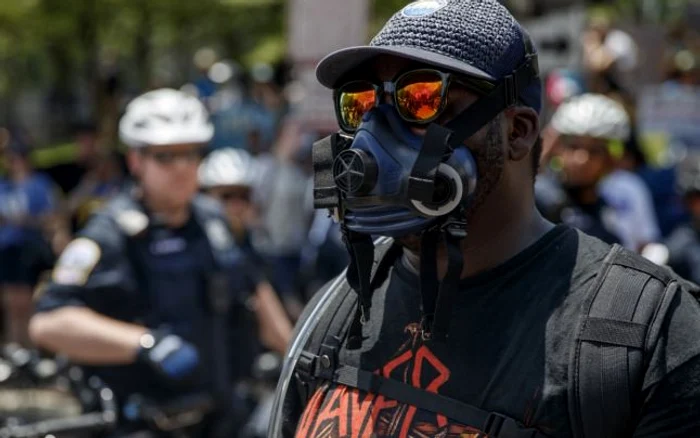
[294,237,401,402]
[569,244,681,438]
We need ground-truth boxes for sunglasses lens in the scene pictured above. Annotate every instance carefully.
[149,149,201,165]
[222,188,250,202]
[337,82,377,131]
[396,71,445,123]
[152,152,174,164]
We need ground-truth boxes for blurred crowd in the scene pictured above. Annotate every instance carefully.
[0,12,698,357]
[0,53,350,350]
[536,17,700,264]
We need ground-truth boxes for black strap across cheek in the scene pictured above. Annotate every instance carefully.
[407,124,454,203]
[448,54,538,147]
[407,53,538,204]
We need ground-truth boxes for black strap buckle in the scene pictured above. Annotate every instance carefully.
[296,351,317,379]
[484,412,536,438]
[484,412,506,436]
[407,123,453,202]
[419,315,433,341]
[504,74,518,107]
[526,53,540,79]
[442,219,468,239]
[316,336,341,380]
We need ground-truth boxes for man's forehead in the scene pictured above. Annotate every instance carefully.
[370,55,427,80]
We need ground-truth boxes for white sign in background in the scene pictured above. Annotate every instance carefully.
[638,84,700,152]
[287,0,369,132]
[522,4,586,75]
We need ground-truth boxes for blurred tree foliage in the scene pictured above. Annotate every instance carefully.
[0,0,692,96]
[0,0,692,142]
[0,0,285,135]
[590,0,695,24]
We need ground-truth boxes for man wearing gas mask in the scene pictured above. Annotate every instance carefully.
[270,1,700,437]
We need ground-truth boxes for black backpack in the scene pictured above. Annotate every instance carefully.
[292,239,700,438]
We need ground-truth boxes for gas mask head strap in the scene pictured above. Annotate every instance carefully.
[313,132,349,209]
[344,231,403,350]
[407,42,539,205]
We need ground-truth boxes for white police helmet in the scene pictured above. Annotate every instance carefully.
[119,88,214,148]
[198,147,257,189]
[550,93,631,142]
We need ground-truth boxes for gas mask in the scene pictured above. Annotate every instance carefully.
[312,103,481,348]
[317,104,477,237]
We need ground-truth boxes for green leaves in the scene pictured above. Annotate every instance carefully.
[0,0,286,93]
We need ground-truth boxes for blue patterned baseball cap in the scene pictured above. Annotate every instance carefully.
[316,0,542,112]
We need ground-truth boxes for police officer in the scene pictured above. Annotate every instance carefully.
[666,151,700,283]
[271,1,700,437]
[198,147,293,355]
[548,93,661,251]
[29,88,258,436]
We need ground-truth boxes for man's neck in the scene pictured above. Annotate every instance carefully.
[404,205,554,279]
[141,195,191,229]
[456,206,553,278]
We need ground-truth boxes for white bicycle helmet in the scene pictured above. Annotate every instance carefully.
[199,147,257,189]
[119,88,214,148]
[550,93,631,141]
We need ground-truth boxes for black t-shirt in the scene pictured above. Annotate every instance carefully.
[34,194,260,403]
[289,225,700,437]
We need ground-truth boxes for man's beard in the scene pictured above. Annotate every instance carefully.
[397,118,505,252]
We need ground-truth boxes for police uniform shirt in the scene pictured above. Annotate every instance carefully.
[34,193,259,402]
[288,226,700,437]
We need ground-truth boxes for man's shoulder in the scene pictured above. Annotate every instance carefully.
[575,228,694,290]
[77,194,143,248]
[608,242,698,293]
[560,230,699,323]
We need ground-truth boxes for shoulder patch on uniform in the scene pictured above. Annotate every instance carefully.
[116,210,149,236]
[52,238,101,286]
[204,219,233,251]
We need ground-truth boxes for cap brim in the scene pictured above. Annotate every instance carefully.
[316,45,496,88]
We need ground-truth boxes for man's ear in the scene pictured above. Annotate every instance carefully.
[506,106,540,162]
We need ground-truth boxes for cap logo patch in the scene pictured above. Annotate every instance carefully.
[401,0,448,18]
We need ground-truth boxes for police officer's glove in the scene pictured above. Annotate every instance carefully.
[136,330,200,386]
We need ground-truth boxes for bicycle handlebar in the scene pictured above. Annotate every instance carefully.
[0,367,119,438]
[0,344,222,437]
[0,411,117,438]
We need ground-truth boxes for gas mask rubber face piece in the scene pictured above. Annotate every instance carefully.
[314,104,477,238]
